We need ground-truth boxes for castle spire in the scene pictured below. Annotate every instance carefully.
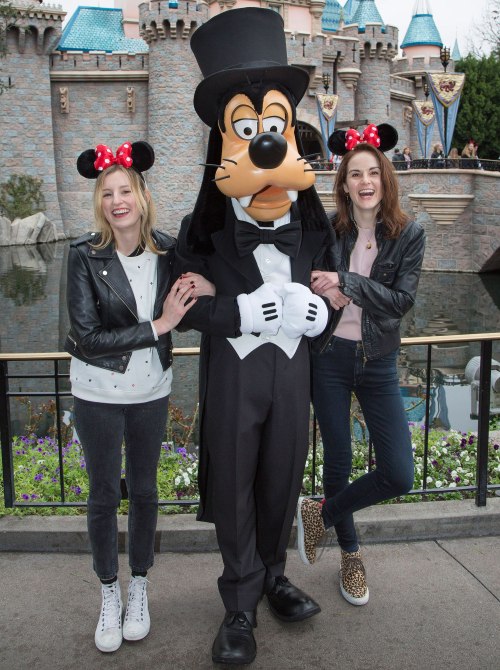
[348,0,385,33]
[401,0,442,49]
[322,0,342,32]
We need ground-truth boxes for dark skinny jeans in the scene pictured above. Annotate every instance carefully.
[312,336,414,553]
[73,395,169,580]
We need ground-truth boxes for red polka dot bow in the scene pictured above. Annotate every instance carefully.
[94,142,133,172]
[345,124,381,152]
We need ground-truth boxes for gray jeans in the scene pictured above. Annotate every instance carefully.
[73,395,169,580]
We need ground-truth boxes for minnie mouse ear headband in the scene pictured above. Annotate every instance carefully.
[328,123,398,156]
[77,141,155,179]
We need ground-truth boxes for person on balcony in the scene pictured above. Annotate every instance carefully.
[66,141,211,654]
[430,143,445,168]
[402,146,412,169]
[461,140,480,169]
[297,125,426,608]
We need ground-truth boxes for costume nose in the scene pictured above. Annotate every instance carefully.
[249,132,287,169]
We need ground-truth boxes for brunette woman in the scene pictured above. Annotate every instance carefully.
[297,125,425,607]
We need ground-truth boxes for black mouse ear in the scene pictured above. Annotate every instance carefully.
[377,124,398,152]
[131,141,155,173]
[328,130,348,156]
[77,149,100,179]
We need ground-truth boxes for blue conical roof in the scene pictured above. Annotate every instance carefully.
[343,0,360,23]
[401,4,442,49]
[452,38,462,61]
[58,7,148,53]
[323,0,343,32]
[348,0,385,33]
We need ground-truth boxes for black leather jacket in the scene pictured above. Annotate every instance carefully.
[313,216,426,360]
[65,230,176,373]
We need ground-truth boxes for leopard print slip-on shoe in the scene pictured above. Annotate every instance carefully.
[339,549,369,605]
[297,497,326,565]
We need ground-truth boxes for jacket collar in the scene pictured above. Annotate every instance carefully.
[86,229,174,258]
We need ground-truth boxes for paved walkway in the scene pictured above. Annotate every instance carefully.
[0,503,499,669]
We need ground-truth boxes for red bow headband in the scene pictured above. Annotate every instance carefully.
[94,142,133,172]
[77,141,155,180]
[345,124,381,152]
[328,123,398,157]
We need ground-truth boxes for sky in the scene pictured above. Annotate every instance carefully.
[56,0,492,56]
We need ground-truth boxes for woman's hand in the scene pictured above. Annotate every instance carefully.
[310,271,340,295]
[153,278,197,335]
[178,271,216,298]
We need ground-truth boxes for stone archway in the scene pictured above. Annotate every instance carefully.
[297,116,325,161]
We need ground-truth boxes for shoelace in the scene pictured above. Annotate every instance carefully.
[100,584,121,630]
[126,577,148,622]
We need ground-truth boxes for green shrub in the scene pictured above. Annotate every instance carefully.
[0,174,46,220]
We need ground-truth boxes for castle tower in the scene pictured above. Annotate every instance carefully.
[321,0,342,33]
[400,0,443,66]
[139,0,209,232]
[343,0,398,126]
[0,0,66,236]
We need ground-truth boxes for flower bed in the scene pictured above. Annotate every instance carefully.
[2,425,499,515]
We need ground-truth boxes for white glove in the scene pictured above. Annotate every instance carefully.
[237,283,283,335]
[279,282,328,339]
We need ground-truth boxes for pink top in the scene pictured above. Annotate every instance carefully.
[334,229,377,341]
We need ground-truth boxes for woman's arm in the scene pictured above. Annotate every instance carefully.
[337,223,426,319]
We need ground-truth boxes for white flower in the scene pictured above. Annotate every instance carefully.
[426,476,433,483]
[174,475,181,486]
[451,470,458,477]
[435,480,443,488]
[463,479,470,485]
[442,447,448,455]
[449,482,457,488]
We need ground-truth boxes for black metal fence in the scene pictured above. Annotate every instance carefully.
[1,334,499,510]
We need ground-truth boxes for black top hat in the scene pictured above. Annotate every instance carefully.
[191,8,310,128]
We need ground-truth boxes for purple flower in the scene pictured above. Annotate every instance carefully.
[176,447,187,456]
[34,473,43,481]
[455,476,461,483]
[70,485,82,496]
[468,435,475,445]
[31,494,38,500]
[22,493,29,500]
[51,477,57,483]
[432,459,438,466]
[493,444,499,450]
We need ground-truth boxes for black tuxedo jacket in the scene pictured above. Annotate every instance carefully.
[174,205,331,338]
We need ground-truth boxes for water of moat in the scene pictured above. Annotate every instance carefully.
[0,241,499,434]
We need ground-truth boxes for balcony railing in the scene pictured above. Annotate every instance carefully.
[1,334,499,510]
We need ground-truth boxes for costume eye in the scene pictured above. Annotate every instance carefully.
[262,116,286,134]
[233,118,258,140]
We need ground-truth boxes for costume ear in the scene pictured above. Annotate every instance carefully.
[377,124,398,152]
[77,149,100,179]
[131,141,155,172]
[328,130,348,156]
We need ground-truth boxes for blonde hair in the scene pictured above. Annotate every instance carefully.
[91,164,163,254]
[333,143,409,239]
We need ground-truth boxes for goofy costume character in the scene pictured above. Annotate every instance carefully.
[175,8,333,665]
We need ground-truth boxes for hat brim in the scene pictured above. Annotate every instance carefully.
[193,65,310,128]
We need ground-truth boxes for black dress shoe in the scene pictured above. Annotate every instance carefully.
[266,576,321,622]
[212,610,257,665]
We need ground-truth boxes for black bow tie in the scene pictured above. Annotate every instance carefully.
[235,220,302,258]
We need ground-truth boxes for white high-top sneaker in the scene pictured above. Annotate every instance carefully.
[123,575,150,641]
[95,581,123,653]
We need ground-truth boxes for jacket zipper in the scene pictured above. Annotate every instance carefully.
[99,275,139,323]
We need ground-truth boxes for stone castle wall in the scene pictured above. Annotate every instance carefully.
[0,5,498,271]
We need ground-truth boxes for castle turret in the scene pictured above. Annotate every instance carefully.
[342,1,398,126]
[139,1,209,232]
[400,0,443,66]
[322,0,342,34]
[0,0,66,237]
